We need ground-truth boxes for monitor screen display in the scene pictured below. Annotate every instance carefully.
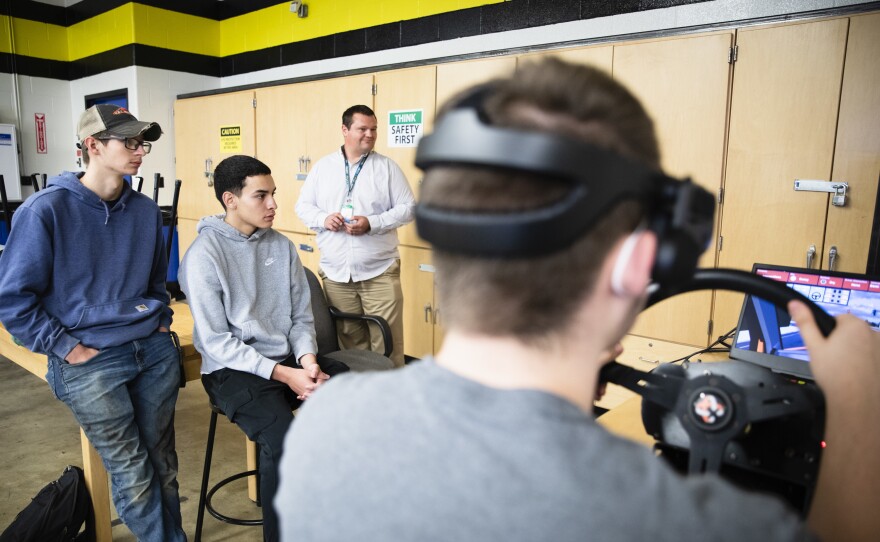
[730,264,880,380]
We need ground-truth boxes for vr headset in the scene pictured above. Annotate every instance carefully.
[414,86,716,285]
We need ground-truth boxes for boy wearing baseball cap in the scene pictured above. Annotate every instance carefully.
[0,105,185,541]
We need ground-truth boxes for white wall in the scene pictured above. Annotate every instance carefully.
[134,67,218,205]
[18,75,75,181]
[0,73,73,201]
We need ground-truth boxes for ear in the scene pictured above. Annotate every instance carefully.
[610,230,657,297]
[84,137,100,156]
[222,191,237,211]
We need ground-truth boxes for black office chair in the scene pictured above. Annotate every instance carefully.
[194,268,395,540]
[304,267,395,370]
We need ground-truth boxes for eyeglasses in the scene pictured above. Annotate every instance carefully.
[98,137,152,154]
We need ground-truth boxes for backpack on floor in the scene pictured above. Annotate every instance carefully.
[0,465,95,542]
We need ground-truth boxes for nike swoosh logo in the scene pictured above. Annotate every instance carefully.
[265,257,277,266]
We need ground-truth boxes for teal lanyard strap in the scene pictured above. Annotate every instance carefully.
[342,146,369,197]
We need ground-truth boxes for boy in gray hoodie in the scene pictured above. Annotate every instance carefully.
[178,154,347,542]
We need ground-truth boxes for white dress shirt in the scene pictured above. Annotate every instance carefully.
[295,149,415,283]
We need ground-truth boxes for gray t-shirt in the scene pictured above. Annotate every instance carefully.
[276,359,814,541]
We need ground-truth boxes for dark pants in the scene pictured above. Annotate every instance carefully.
[201,355,349,542]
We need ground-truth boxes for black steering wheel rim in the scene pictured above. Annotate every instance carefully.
[646,268,836,337]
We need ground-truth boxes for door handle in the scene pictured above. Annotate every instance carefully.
[806,244,816,268]
[424,304,433,323]
[204,158,214,186]
[828,246,838,271]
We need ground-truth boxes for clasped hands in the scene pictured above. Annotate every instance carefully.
[272,354,329,401]
[323,212,370,236]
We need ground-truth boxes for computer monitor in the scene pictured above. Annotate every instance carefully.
[730,263,880,380]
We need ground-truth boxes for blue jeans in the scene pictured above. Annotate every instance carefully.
[47,330,186,542]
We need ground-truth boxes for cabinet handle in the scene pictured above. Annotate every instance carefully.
[433,308,440,326]
[424,304,433,323]
[204,158,214,186]
[806,244,816,268]
[828,246,838,271]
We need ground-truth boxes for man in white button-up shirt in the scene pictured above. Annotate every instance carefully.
[296,105,415,366]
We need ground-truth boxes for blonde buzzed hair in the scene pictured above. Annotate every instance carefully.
[421,58,659,342]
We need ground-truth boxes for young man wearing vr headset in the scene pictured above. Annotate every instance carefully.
[0,105,185,541]
[274,59,880,541]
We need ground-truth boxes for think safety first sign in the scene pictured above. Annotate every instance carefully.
[388,109,423,148]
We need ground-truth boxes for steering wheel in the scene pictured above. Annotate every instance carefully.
[601,268,834,478]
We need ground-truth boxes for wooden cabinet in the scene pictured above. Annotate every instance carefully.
[255,75,374,234]
[715,18,851,332]
[825,13,880,274]
[279,231,322,276]
[517,43,613,73]
[174,90,256,244]
[613,32,733,346]
[436,56,516,110]
[399,245,443,359]
[373,66,437,249]
[172,12,880,350]
[176,218,199,262]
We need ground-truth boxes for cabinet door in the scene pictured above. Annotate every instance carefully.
[255,83,311,233]
[279,231,321,275]
[613,32,733,346]
[824,13,880,272]
[716,18,848,331]
[436,57,516,111]
[399,245,436,359]
[256,74,374,234]
[304,74,375,164]
[518,44,613,74]
[176,217,199,261]
[373,66,437,249]
[174,91,255,221]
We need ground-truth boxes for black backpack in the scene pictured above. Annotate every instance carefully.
[0,465,95,542]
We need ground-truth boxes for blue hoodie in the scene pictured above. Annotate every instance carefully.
[0,171,172,359]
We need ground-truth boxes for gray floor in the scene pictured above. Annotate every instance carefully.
[0,355,264,541]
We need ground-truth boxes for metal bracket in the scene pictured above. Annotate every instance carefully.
[793,179,848,206]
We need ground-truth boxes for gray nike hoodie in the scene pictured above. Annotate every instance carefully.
[179,215,317,380]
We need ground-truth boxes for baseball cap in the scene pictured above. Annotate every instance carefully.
[77,104,162,142]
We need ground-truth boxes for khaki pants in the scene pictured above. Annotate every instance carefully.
[320,261,405,367]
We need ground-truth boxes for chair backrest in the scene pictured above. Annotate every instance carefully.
[303,267,340,356]
[0,174,11,237]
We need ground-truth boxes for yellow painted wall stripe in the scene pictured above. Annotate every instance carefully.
[2,0,504,62]
[219,0,505,56]
[66,5,134,61]
[131,5,221,57]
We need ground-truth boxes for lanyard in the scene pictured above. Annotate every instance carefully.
[342,146,369,197]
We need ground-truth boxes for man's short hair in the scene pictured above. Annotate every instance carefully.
[213,155,271,209]
[421,58,660,342]
[342,105,376,128]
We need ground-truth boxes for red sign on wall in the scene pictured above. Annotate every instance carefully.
[35,113,47,154]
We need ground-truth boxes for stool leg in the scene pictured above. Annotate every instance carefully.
[195,410,218,542]
[255,443,261,507]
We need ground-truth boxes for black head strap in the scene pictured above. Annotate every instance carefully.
[413,88,716,283]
